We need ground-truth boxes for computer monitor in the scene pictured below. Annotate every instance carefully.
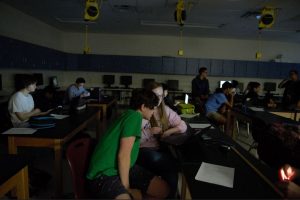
[103,75,115,88]
[220,80,232,88]
[49,76,59,88]
[32,73,43,86]
[14,74,29,91]
[120,76,132,88]
[167,80,179,91]
[143,78,155,88]
[263,82,276,92]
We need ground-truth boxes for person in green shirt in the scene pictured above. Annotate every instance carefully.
[87,89,170,199]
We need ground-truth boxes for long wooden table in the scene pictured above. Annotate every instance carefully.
[7,107,101,197]
[0,155,29,200]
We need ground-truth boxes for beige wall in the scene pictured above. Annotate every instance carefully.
[0,3,296,95]
[62,32,300,63]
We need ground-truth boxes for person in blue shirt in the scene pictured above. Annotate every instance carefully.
[205,82,234,125]
[65,77,90,104]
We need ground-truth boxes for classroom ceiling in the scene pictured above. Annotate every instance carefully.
[3,0,300,42]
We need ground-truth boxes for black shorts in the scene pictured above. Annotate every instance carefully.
[87,165,155,199]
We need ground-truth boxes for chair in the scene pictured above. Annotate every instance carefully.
[66,137,96,199]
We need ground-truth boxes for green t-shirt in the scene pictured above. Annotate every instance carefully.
[86,109,142,179]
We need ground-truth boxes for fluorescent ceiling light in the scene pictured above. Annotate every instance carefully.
[140,20,219,29]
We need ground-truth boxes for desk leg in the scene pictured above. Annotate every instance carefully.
[96,110,101,139]
[16,166,29,200]
[102,105,107,120]
[8,137,17,154]
[54,142,62,198]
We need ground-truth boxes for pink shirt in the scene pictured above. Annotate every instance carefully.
[140,105,187,148]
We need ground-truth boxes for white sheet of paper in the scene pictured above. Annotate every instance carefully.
[190,123,214,129]
[248,107,264,112]
[50,114,69,119]
[2,128,37,135]
[195,162,235,188]
[180,113,199,118]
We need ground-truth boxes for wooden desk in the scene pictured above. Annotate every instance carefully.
[7,108,101,197]
[88,98,117,120]
[0,155,29,200]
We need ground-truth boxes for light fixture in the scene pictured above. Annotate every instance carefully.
[174,0,186,26]
[258,7,275,29]
[84,0,100,21]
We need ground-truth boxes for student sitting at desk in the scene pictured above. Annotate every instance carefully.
[205,81,234,125]
[243,82,276,108]
[33,85,60,112]
[65,77,90,104]
[137,82,187,198]
[8,75,53,127]
[86,89,170,199]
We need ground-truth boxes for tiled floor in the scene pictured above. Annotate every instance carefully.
[1,110,260,199]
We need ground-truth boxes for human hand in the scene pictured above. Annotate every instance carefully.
[33,108,41,114]
[277,181,300,198]
[128,188,142,200]
[150,127,162,135]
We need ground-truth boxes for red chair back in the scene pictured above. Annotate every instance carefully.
[66,137,96,199]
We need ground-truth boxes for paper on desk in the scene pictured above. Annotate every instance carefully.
[195,162,235,188]
[2,128,37,135]
[180,113,199,118]
[190,123,214,129]
[50,114,69,119]
[248,107,264,112]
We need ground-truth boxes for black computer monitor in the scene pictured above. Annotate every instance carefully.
[103,75,115,88]
[49,76,59,88]
[14,74,29,91]
[120,76,132,88]
[264,82,276,92]
[167,80,179,91]
[220,80,232,88]
[33,73,44,86]
[143,78,155,88]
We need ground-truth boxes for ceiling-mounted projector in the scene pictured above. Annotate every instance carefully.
[84,0,99,21]
[258,7,275,29]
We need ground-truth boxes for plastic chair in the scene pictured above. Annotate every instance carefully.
[66,137,96,199]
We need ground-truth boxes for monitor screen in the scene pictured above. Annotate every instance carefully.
[103,75,115,86]
[120,76,132,87]
[220,80,232,88]
[33,73,43,86]
[143,78,155,88]
[167,80,179,91]
[184,94,189,104]
[264,82,276,92]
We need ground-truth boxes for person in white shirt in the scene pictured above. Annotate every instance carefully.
[8,75,52,127]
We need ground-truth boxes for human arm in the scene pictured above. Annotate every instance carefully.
[118,136,135,190]
[161,106,187,138]
[278,79,289,88]
[277,181,300,198]
[15,108,41,121]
